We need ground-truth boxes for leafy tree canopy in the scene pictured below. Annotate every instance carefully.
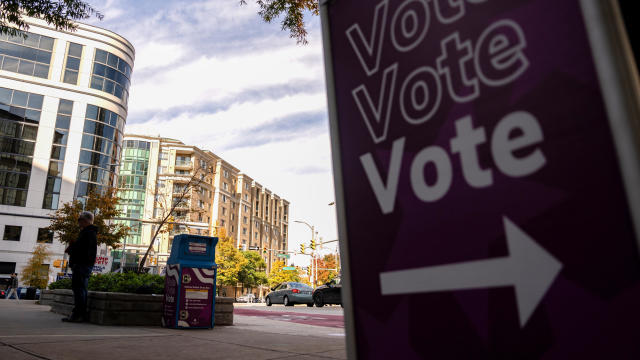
[268,260,300,287]
[0,0,102,36]
[238,250,268,289]
[47,188,129,248]
[215,236,247,287]
[21,243,52,289]
[316,253,339,285]
[241,0,318,44]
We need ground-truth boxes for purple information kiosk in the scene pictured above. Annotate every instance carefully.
[162,234,218,329]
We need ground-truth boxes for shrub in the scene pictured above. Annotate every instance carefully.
[48,273,165,294]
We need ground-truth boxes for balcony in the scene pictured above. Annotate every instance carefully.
[175,160,193,169]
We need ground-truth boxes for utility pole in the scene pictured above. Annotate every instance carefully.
[294,220,316,287]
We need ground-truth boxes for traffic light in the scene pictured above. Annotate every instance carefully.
[307,266,311,276]
[53,260,67,268]
[310,239,316,251]
[300,244,306,254]
[263,247,268,255]
[167,216,174,231]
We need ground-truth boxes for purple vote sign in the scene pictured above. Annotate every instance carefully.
[321,0,640,358]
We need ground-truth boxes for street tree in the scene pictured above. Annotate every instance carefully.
[240,0,318,44]
[0,0,102,36]
[21,243,52,289]
[215,236,247,297]
[238,251,268,295]
[316,254,339,285]
[137,165,213,273]
[268,260,300,287]
[47,188,129,248]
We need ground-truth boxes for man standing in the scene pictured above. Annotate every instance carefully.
[5,273,19,301]
[62,211,97,322]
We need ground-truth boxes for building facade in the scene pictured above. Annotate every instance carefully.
[0,18,134,279]
[116,135,289,273]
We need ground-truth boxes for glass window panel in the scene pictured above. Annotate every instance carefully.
[97,108,107,123]
[66,56,80,70]
[27,94,43,109]
[58,100,73,115]
[1,57,18,72]
[44,176,62,192]
[95,49,107,63]
[17,60,35,75]
[52,130,68,145]
[90,75,104,90]
[77,166,90,180]
[35,49,51,64]
[0,120,18,137]
[3,225,21,240]
[103,79,114,94]
[68,43,82,57]
[23,34,39,48]
[105,66,116,80]
[85,104,98,120]
[114,85,123,99]
[102,125,115,140]
[83,120,96,134]
[33,63,49,78]
[37,228,54,243]
[81,134,94,149]
[38,36,54,50]
[10,91,27,107]
[48,161,62,177]
[24,109,40,123]
[22,125,37,140]
[93,136,104,152]
[18,47,39,62]
[63,70,78,84]
[107,53,118,67]
[7,34,23,44]
[55,115,70,129]
[9,106,25,119]
[109,112,118,127]
[93,62,105,76]
[51,145,66,160]
[0,88,12,104]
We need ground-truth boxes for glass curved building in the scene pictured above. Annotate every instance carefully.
[0,17,134,280]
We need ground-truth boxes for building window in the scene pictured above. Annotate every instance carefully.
[223,170,229,178]
[243,193,248,201]
[222,207,226,215]
[223,182,228,191]
[0,31,54,78]
[62,42,83,85]
[243,228,247,235]
[3,225,21,241]
[222,194,227,203]
[0,87,44,206]
[90,49,132,103]
[75,104,125,199]
[0,261,16,274]
[37,228,54,243]
[243,216,247,224]
[43,99,73,209]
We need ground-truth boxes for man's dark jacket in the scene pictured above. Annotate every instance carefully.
[68,225,98,267]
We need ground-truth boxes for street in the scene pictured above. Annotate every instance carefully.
[0,301,346,360]
[234,304,344,329]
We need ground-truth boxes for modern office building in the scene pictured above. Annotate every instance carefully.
[0,18,134,280]
[115,135,290,273]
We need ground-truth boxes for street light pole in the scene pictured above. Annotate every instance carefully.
[294,220,316,287]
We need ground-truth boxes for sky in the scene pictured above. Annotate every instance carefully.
[85,0,339,266]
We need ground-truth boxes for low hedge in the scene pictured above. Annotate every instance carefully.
[49,272,165,294]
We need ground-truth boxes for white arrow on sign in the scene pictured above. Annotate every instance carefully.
[379,216,562,327]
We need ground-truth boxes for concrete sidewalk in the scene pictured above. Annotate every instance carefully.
[0,300,346,360]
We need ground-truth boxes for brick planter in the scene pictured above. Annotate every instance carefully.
[40,289,233,326]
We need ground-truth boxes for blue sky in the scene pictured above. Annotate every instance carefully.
[86,0,339,264]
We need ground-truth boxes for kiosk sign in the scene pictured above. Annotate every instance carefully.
[321,0,640,358]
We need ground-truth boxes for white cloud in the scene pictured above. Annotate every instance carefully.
[94,0,336,265]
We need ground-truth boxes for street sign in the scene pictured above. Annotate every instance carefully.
[277,253,291,259]
[321,0,640,358]
[283,267,296,271]
[92,255,113,274]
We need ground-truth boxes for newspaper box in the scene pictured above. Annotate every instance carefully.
[162,234,218,329]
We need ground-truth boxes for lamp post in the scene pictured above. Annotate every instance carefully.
[294,220,316,287]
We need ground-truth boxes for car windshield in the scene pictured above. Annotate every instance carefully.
[290,282,312,290]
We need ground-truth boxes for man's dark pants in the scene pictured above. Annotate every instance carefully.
[71,265,92,319]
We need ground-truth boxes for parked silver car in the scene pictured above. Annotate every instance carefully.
[266,282,314,307]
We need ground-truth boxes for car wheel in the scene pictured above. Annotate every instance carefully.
[314,294,325,307]
[266,297,272,306]
[307,303,314,307]
[283,296,293,306]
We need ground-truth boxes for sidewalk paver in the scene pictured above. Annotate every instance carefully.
[0,300,346,360]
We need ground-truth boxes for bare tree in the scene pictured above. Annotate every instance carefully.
[137,164,213,273]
